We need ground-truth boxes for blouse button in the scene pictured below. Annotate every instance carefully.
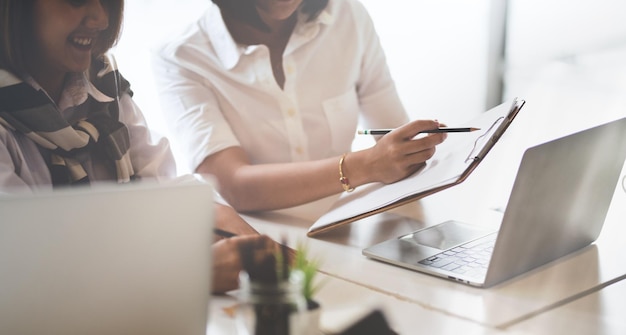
[286,65,295,75]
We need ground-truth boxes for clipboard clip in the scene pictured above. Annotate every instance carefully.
[464,116,504,163]
[464,98,525,163]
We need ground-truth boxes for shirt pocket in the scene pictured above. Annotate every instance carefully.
[322,88,360,154]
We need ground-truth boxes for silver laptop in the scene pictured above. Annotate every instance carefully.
[0,180,214,335]
[364,117,626,288]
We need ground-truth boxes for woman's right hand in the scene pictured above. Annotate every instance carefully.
[350,119,447,185]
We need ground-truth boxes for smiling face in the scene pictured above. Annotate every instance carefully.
[28,0,110,78]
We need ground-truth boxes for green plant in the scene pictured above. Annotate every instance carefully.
[275,242,323,303]
[292,242,322,302]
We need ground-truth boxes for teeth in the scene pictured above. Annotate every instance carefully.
[73,37,92,46]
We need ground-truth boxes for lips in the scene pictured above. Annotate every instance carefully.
[69,35,96,51]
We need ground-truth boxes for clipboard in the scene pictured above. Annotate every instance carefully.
[307,98,525,237]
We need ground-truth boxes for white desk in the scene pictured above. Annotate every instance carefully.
[209,166,625,334]
[208,65,626,334]
[508,275,626,335]
[224,182,625,334]
[207,272,524,335]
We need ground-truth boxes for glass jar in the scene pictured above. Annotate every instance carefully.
[236,270,308,335]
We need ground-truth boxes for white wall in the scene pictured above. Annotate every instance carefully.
[359,0,492,123]
[503,0,626,101]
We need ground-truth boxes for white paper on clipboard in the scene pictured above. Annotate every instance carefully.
[308,98,525,237]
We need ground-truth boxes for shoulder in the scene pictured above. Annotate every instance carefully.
[322,0,376,34]
[157,23,206,57]
[326,0,371,20]
[154,9,217,63]
[153,6,234,77]
[315,0,377,44]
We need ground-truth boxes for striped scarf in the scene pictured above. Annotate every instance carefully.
[0,56,135,186]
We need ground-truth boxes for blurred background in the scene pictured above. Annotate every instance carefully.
[114,0,626,172]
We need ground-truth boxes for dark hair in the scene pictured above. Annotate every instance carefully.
[212,0,328,31]
[0,0,124,75]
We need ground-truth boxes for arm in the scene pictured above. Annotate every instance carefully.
[214,202,259,237]
[0,127,50,192]
[198,120,446,212]
[0,145,30,192]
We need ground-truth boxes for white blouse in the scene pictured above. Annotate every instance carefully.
[152,0,409,172]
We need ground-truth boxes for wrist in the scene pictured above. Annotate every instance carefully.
[339,153,354,192]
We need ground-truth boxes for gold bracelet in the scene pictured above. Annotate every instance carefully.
[339,153,354,192]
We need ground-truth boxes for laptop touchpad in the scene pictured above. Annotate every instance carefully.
[400,220,493,250]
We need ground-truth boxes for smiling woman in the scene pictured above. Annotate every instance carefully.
[0,0,167,188]
[0,0,283,296]
[0,0,124,105]
[27,0,117,101]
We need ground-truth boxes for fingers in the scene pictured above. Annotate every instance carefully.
[384,120,447,160]
[367,119,448,184]
[389,119,440,139]
[235,234,278,262]
[211,239,244,294]
[403,133,445,162]
[211,234,277,294]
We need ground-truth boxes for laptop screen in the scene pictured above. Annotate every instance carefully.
[0,180,214,335]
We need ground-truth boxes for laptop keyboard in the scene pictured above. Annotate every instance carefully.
[418,233,497,279]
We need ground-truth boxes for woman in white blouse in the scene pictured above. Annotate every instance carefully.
[153,0,447,212]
